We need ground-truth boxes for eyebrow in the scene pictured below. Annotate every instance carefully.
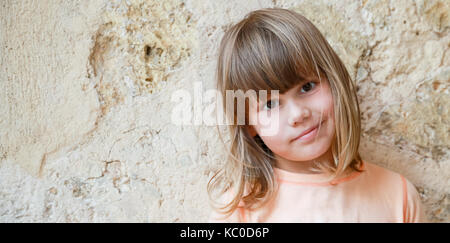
[261,77,321,104]
[258,82,305,103]
[258,91,279,103]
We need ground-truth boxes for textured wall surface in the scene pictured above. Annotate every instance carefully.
[0,0,448,222]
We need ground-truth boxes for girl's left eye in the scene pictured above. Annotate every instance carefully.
[300,81,317,93]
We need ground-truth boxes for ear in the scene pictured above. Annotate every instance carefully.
[246,125,257,137]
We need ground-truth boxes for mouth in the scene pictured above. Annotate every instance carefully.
[291,120,324,142]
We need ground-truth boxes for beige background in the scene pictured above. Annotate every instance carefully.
[0,0,448,222]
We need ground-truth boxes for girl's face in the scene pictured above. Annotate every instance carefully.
[247,76,335,171]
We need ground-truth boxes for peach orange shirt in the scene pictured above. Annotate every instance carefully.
[208,161,427,223]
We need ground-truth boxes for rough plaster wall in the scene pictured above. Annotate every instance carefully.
[0,0,448,222]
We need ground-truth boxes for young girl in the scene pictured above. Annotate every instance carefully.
[207,8,427,223]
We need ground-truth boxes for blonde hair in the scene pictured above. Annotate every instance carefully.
[207,8,363,218]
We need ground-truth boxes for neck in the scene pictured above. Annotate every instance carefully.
[274,146,335,174]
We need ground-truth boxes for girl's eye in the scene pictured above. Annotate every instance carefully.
[300,81,317,93]
[262,99,279,111]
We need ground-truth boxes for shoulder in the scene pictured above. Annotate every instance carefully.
[399,174,428,222]
[360,161,412,192]
[357,161,406,188]
[360,161,427,222]
[361,161,400,179]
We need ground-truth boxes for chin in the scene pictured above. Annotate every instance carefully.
[293,143,330,160]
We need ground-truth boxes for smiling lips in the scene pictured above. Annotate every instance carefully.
[291,120,324,142]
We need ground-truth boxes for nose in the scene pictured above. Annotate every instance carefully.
[287,100,310,126]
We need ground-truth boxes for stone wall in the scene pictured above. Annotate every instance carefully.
[0,0,448,222]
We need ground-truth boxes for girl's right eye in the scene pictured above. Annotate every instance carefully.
[262,99,279,111]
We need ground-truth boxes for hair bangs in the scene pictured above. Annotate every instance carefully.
[228,21,318,99]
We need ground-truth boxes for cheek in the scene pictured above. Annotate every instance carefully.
[319,86,336,137]
[258,133,285,153]
[316,83,334,119]
[254,110,285,137]
[253,112,285,149]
